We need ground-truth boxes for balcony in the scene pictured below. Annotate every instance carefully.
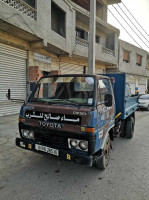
[74,36,117,65]
[75,37,89,47]
[102,47,115,56]
[0,0,37,20]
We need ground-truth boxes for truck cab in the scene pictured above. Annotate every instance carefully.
[15,73,138,169]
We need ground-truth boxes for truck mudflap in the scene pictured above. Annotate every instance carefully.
[16,138,93,166]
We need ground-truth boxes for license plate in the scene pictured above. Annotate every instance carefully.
[35,144,59,156]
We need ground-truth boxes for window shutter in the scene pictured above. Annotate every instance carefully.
[123,50,129,62]
[136,54,142,65]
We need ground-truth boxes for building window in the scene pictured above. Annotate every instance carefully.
[76,27,88,41]
[51,2,66,38]
[123,50,130,63]
[106,35,114,50]
[96,35,100,43]
[22,0,36,8]
[83,66,87,74]
[136,54,142,66]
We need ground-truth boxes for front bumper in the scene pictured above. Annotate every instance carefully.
[16,138,93,166]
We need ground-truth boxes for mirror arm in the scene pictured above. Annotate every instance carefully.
[10,98,25,104]
[6,89,25,104]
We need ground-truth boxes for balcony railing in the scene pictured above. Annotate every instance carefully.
[0,0,37,20]
[75,37,89,47]
[102,47,115,56]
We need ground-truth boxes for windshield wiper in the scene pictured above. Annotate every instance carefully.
[51,99,81,106]
[29,99,51,104]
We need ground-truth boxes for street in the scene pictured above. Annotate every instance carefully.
[0,111,149,200]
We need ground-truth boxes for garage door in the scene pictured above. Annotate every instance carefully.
[138,84,146,95]
[129,83,135,95]
[0,43,27,116]
[60,62,84,74]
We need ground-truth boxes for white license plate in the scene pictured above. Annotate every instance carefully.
[35,144,59,156]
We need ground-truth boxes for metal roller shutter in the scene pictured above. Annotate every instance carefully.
[129,83,135,95]
[0,43,27,116]
[138,84,146,95]
[60,62,84,74]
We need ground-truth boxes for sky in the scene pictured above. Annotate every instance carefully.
[108,0,149,52]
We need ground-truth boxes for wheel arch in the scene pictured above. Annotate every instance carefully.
[101,125,114,149]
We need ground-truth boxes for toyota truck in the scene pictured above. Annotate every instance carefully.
[8,73,138,169]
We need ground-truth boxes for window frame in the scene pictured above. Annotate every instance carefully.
[51,1,66,38]
[136,54,142,66]
[123,49,130,63]
[96,35,100,44]
[97,78,112,104]
[76,27,88,41]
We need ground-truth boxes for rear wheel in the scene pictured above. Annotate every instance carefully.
[119,120,126,137]
[126,117,135,139]
[96,134,110,170]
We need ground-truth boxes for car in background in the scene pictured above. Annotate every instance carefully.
[138,94,149,110]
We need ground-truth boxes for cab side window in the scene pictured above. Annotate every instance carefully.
[98,79,112,103]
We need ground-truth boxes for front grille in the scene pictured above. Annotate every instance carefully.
[34,132,68,148]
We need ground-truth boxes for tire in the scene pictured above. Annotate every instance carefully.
[126,117,135,139]
[119,120,126,137]
[96,134,110,170]
[147,105,149,111]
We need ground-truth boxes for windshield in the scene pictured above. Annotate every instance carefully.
[29,76,95,106]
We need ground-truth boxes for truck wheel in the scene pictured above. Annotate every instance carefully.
[96,134,110,170]
[126,117,134,139]
[120,120,126,137]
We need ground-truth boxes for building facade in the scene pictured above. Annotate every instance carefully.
[0,0,121,116]
[107,40,149,95]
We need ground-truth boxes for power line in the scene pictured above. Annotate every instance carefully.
[121,0,149,38]
[113,0,149,44]
[112,5,149,49]
[108,8,143,49]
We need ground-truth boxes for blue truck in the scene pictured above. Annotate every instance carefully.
[11,73,138,169]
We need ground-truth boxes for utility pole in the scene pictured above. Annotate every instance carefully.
[88,0,96,74]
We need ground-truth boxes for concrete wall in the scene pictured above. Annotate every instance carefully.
[0,0,120,75]
[118,40,149,94]
[119,40,148,76]
[75,20,118,65]
[0,0,75,53]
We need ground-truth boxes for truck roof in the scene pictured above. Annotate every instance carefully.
[40,74,110,80]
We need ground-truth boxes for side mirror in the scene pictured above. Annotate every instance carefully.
[6,89,11,100]
[110,77,115,84]
[104,94,112,107]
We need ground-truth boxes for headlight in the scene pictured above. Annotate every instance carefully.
[70,139,79,148]
[21,130,35,139]
[29,131,35,139]
[79,141,88,150]
[68,138,88,151]
[21,130,30,138]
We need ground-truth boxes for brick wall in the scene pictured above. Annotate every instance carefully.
[29,66,43,82]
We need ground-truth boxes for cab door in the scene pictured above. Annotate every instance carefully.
[96,78,115,148]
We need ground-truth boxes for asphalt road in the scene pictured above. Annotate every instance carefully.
[0,111,149,200]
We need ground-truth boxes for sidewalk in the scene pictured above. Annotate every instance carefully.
[0,114,19,150]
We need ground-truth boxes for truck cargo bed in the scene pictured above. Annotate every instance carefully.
[105,73,138,119]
